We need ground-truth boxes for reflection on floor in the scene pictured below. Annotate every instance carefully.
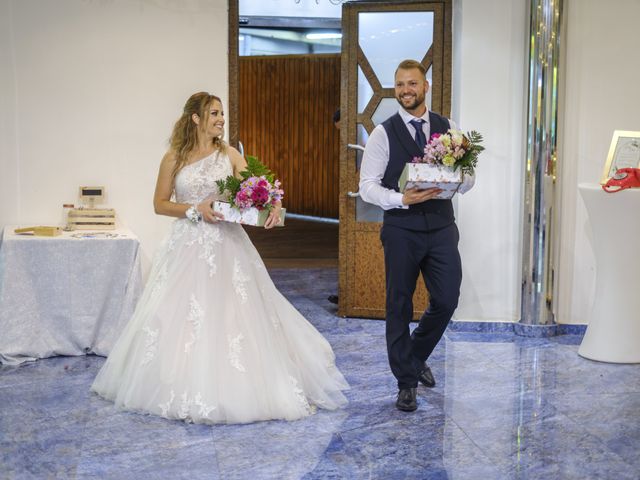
[2,267,639,479]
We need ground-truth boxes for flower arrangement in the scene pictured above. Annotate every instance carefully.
[413,129,484,176]
[216,155,284,211]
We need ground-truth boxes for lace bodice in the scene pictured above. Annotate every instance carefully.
[174,150,233,205]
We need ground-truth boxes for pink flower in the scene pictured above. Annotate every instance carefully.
[251,186,269,205]
[228,173,285,211]
[412,128,483,175]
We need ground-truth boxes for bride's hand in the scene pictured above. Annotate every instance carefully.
[197,200,224,223]
[264,205,282,229]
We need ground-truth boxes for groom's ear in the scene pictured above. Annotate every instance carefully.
[191,113,200,125]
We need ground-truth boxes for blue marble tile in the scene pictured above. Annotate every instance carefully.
[451,338,579,373]
[547,392,640,469]
[447,320,516,334]
[339,388,449,435]
[446,320,587,338]
[2,266,640,480]
[199,409,349,479]
[317,416,508,479]
[548,334,584,345]
[77,436,220,479]
[526,357,640,395]
[1,435,85,479]
[0,354,102,389]
[513,322,559,337]
[557,324,587,335]
[0,376,101,434]
[442,388,559,432]
[481,413,639,479]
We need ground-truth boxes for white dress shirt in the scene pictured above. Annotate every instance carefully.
[359,108,474,210]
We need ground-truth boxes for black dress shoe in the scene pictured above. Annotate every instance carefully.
[396,388,417,412]
[418,364,436,388]
[327,295,339,304]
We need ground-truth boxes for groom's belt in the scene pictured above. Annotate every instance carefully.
[386,199,452,214]
[383,201,455,232]
[386,208,432,216]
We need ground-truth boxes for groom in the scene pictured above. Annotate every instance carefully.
[359,59,473,411]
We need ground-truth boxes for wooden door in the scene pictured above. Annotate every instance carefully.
[238,54,341,219]
[338,1,452,318]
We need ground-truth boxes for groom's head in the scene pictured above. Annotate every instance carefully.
[394,60,429,113]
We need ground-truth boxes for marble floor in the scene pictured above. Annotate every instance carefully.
[1,268,639,479]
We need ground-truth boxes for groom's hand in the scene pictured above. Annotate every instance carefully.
[402,187,442,205]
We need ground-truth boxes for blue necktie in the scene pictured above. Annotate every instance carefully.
[409,119,427,151]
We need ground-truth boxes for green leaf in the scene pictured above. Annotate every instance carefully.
[216,154,279,204]
[448,130,485,176]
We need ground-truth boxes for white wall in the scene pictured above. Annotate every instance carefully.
[452,0,528,322]
[0,0,229,273]
[452,0,640,325]
[556,0,640,324]
[3,0,637,325]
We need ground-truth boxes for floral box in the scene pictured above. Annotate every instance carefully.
[398,163,463,200]
[212,201,286,227]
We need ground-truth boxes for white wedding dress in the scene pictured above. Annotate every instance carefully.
[91,150,349,424]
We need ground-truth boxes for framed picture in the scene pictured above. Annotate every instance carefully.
[601,130,640,184]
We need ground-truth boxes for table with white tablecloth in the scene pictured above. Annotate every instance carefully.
[578,185,640,363]
[0,227,142,365]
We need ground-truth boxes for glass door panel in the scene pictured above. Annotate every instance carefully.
[358,12,435,88]
[357,67,374,113]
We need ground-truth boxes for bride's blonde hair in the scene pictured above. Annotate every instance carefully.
[169,92,227,178]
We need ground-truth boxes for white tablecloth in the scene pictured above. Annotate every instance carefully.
[0,226,142,365]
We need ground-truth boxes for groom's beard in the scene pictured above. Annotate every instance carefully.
[396,92,425,111]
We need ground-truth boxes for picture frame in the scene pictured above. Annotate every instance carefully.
[600,130,640,184]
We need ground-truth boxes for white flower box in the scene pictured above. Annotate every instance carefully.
[212,201,286,227]
[398,163,463,200]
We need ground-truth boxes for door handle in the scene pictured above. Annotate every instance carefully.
[347,144,365,152]
[347,144,364,197]
[348,144,365,173]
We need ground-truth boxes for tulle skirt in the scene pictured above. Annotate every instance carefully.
[91,219,349,424]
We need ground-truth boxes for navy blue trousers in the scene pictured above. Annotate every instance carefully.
[380,222,462,389]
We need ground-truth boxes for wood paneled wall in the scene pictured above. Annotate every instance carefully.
[239,54,340,219]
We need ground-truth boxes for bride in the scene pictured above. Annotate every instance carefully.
[91,92,349,424]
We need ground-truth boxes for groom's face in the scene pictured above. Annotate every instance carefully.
[394,68,429,112]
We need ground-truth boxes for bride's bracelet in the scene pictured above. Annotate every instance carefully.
[185,205,202,224]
